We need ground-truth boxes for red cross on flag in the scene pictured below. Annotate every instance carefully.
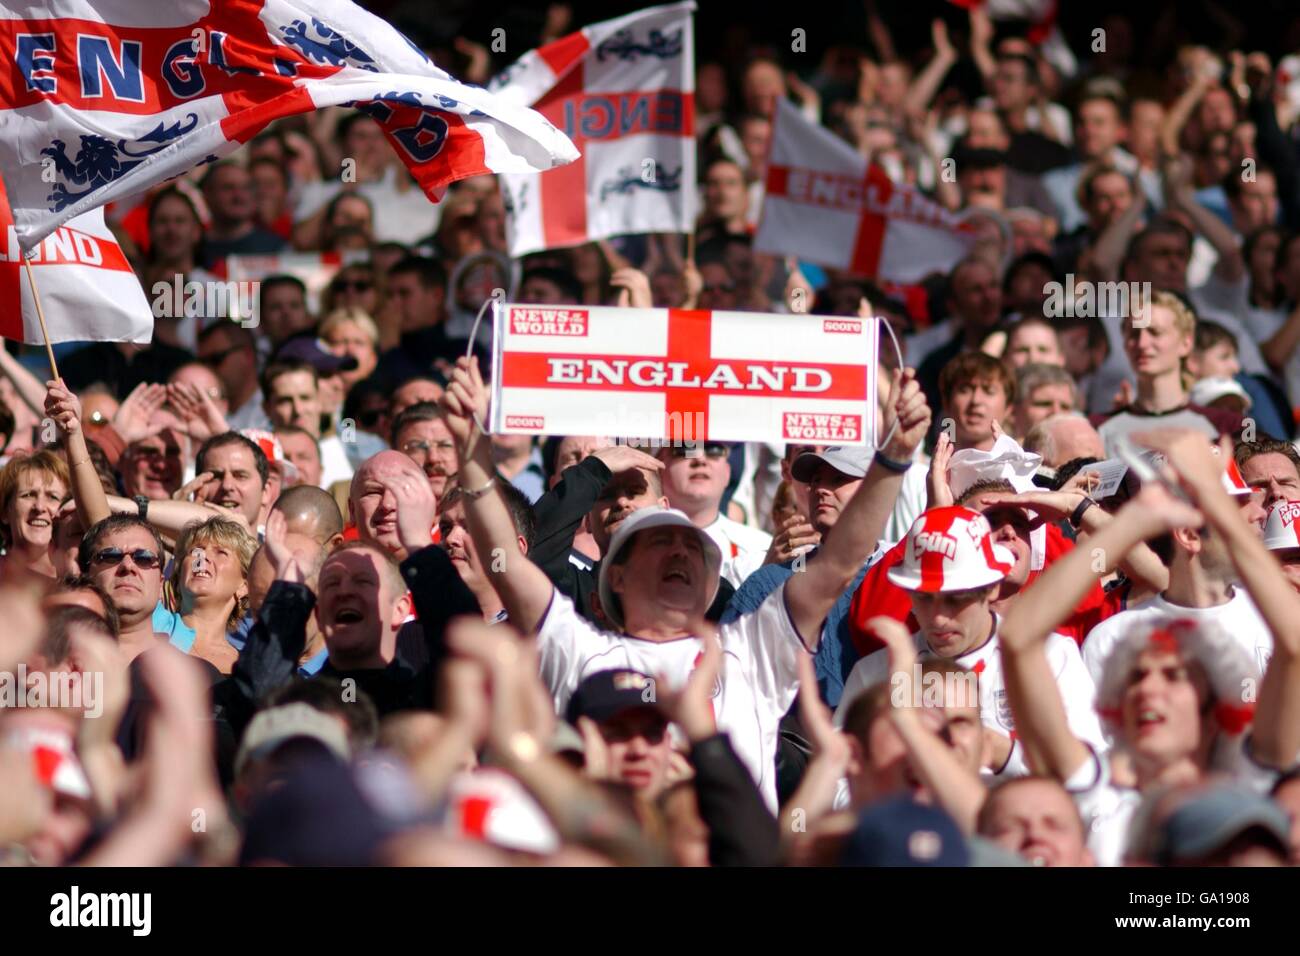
[0,174,151,344]
[490,304,878,446]
[0,0,577,252]
[492,3,696,256]
[754,99,979,283]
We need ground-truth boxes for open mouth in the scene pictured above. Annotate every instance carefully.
[1135,709,1166,732]
[214,498,241,510]
[333,607,364,625]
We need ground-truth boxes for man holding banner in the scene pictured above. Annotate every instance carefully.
[438,353,930,809]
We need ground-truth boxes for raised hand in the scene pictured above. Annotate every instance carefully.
[795,651,850,771]
[765,513,821,565]
[926,431,955,509]
[590,443,664,476]
[44,379,83,435]
[881,367,930,463]
[262,509,305,584]
[111,382,168,444]
[440,356,490,451]
[166,382,228,444]
[610,267,653,309]
[655,632,723,743]
[382,470,438,555]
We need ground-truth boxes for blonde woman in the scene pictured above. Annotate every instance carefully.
[0,451,69,581]
[165,516,257,674]
[320,307,380,392]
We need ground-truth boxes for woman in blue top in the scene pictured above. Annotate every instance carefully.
[166,516,258,674]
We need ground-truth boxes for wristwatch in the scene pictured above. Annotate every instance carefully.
[133,495,149,520]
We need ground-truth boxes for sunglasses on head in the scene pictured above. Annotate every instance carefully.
[90,547,161,570]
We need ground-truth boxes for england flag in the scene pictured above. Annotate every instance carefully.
[0,0,578,252]
[492,2,696,256]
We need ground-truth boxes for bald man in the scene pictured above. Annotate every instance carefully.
[1023,414,1105,470]
[272,484,345,548]
[349,450,436,561]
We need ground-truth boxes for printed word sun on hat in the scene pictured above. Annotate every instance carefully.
[1263,500,1300,551]
[887,506,1015,593]
[597,506,723,629]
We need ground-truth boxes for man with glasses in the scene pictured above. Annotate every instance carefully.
[658,441,772,589]
[390,403,457,506]
[78,515,176,664]
[198,322,269,432]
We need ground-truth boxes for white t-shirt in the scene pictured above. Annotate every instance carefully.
[1081,588,1274,688]
[535,584,808,811]
[1066,736,1281,867]
[834,614,1108,778]
[703,514,773,589]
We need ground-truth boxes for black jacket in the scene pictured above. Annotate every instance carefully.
[530,456,735,624]
[689,734,781,867]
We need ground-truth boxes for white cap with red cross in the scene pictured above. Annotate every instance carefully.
[887,506,1016,593]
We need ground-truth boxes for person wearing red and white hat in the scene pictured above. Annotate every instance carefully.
[1082,440,1274,685]
[835,505,1107,779]
[996,437,1300,866]
[1263,500,1300,592]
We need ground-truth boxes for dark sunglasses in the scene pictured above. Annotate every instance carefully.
[90,547,161,570]
[332,278,373,293]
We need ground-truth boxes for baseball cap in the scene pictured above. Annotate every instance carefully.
[1190,376,1252,411]
[1149,785,1290,865]
[234,703,352,779]
[791,446,873,483]
[443,768,559,855]
[240,428,300,483]
[597,506,723,629]
[239,750,400,866]
[1264,500,1300,551]
[273,334,359,376]
[565,669,662,725]
[839,795,970,867]
[887,506,1015,593]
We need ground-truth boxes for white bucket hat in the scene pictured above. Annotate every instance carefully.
[598,506,722,629]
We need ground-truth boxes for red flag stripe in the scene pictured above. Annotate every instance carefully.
[536,62,588,248]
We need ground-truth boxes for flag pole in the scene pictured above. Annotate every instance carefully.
[22,255,60,380]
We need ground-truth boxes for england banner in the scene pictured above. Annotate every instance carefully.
[0,0,578,251]
[0,175,151,344]
[492,3,695,256]
[490,304,878,446]
[755,99,978,283]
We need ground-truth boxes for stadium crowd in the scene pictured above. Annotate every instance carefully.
[4,1,1300,867]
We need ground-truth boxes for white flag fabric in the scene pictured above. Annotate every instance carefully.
[493,2,696,256]
[491,303,878,446]
[0,0,578,252]
[0,175,151,344]
[755,99,980,283]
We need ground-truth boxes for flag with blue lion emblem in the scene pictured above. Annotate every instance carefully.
[0,0,579,252]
